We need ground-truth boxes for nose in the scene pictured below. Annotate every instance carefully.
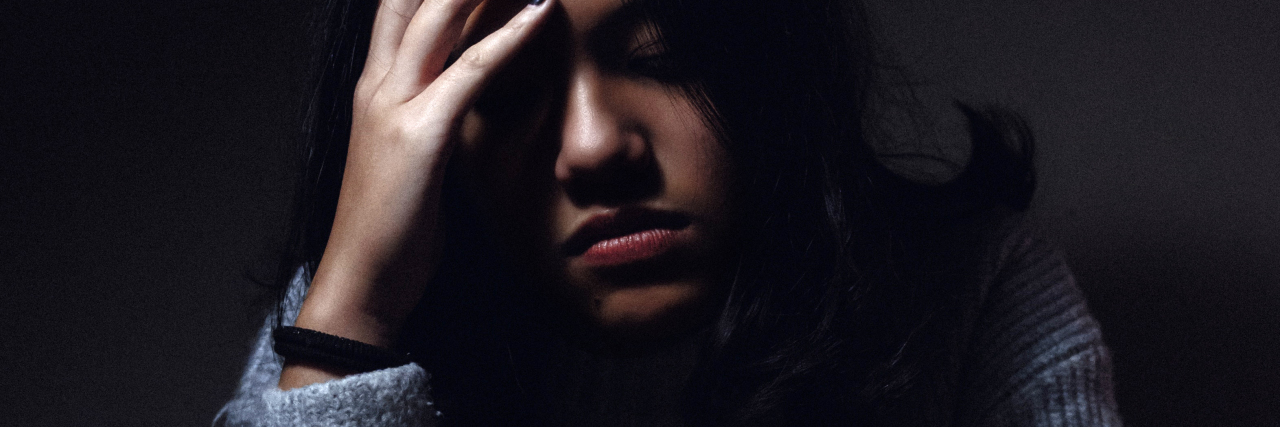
[554,68,657,205]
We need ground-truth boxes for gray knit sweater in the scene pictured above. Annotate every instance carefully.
[215,227,1122,427]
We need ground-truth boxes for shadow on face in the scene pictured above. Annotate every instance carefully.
[452,0,738,347]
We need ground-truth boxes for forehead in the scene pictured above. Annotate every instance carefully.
[559,0,627,33]
[471,0,641,45]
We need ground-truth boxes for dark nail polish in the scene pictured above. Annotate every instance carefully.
[529,0,545,5]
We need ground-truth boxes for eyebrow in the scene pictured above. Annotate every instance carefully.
[585,1,659,61]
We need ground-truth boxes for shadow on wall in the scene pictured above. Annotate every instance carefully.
[1067,224,1280,427]
[866,0,1280,425]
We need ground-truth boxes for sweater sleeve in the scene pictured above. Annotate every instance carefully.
[214,272,440,427]
[961,228,1123,427]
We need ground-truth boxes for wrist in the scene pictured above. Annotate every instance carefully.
[297,255,427,348]
[294,288,405,349]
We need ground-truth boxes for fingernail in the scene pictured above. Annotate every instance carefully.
[529,0,545,5]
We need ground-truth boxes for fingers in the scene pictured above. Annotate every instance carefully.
[362,0,427,90]
[411,1,553,119]
[379,0,486,100]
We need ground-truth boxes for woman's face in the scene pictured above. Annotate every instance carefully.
[456,0,735,341]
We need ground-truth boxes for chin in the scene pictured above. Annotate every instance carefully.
[579,281,716,352]
[595,283,700,324]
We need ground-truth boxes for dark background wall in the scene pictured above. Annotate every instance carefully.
[2,1,1276,425]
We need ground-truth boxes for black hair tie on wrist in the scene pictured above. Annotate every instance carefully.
[272,326,412,373]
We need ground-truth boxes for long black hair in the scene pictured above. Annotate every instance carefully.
[271,0,1037,425]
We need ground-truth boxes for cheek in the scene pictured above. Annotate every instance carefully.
[651,101,734,212]
[593,283,706,327]
[663,142,731,197]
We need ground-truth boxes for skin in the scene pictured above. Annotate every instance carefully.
[280,0,734,389]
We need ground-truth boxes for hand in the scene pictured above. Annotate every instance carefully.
[280,0,553,389]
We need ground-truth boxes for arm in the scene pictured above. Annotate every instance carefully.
[962,229,1123,427]
[279,0,553,389]
[218,1,553,423]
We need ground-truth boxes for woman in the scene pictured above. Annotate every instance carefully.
[218,0,1121,425]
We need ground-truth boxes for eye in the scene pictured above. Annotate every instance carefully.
[623,39,685,82]
[471,74,551,151]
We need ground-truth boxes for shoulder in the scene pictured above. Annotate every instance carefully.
[958,221,1123,426]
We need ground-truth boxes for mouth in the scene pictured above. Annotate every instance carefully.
[562,207,692,267]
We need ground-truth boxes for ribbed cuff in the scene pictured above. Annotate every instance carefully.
[262,363,438,427]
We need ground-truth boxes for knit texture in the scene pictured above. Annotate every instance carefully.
[216,229,1121,426]
[214,275,438,427]
[958,228,1122,426]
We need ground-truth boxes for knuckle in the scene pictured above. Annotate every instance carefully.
[355,92,387,115]
[454,48,489,69]
[354,81,376,103]
[386,120,421,147]
[502,18,529,33]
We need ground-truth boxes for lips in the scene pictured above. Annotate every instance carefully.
[562,207,692,267]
